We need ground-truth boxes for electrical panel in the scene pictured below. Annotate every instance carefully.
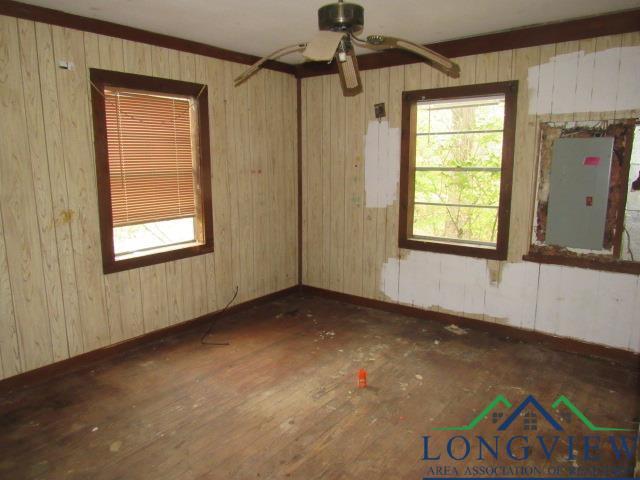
[545,137,614,250]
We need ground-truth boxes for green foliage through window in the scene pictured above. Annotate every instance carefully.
[412,95,505,245]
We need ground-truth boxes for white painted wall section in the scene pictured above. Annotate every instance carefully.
[528,47,640,114]
[381,253,640,353]
[363,120,400,208]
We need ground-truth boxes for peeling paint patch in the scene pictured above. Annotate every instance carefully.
[527,47,640,115]
[487,260,502,285]
[364,120,400,208]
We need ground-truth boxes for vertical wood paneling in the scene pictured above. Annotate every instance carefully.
[509,46,541,260]
[123,40,152,75]
[475,52,499,84]
[382,65,404,302]
[220,60,239,308]
[329,75,345,292]
[232,62,256,303]
[275,72,291,290]
[590,35,623,121]
[263,70,280,292]
[140,264,169,332]
[198,56,220,313]
[0,15,297,379]
[343,75,365,296]
[616,31,640,119]
[301,33,640,352]
[98,35,124,72]
[249,72,268,297]
[300,78,309,286]
[53,26,110,351]
[320,75,332,289]
[17,19,68,361]
[362,69,379,299]
[164,261,184,326]
[285,75,298,284]
[0,207,21,377]
[34,22,83,356]
[305,76,323,287]
[374,67,390,301]
[0,16,53,371]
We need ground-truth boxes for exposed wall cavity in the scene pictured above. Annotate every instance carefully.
[527,46,640,115]
[380,251,640,353]
[532,120,636,259]
[364,120,400,208]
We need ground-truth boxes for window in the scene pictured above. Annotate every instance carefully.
[399,82,517,259]
[90,69,213,273]
[621,123,640,262]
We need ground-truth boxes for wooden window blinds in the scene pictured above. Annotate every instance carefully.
[90,68,213,274]
[104,88,198,227]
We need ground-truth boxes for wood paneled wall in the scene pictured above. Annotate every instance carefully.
[0,15,298,379]
[301,33,640,351]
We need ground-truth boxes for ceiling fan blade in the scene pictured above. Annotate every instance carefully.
[234,43,307,86]
[303,31,345,62]
[336,48,362,97]
[358,34,460,78]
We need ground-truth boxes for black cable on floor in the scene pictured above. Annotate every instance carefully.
[200,286,239,346]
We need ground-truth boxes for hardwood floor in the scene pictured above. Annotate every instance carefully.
[0,293,638,479]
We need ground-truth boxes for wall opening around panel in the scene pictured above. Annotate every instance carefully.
[526,119,639,274]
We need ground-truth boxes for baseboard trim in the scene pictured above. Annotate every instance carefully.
[299,285,640,368]
[4,283,635,391]
[0,285,299,392]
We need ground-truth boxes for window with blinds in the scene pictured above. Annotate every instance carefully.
[105,88,197,228]
[91,69,213,274]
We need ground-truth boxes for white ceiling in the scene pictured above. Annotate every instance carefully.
[25,0,640,63]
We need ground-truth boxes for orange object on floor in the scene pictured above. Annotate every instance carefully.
[357,368,367,388]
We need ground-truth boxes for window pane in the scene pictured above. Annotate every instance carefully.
[114,217,196,257]
[412,204,498,245]
[416,132,504,168]
[414,170,500,207]
[621,125,640,261]
[417,97,505,134]
[409,92,507,249]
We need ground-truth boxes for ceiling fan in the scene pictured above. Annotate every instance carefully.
[234,0,461,96]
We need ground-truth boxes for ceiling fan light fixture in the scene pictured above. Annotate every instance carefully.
[318,0,364,34]
[234,0,461,95]
[336,45,362,96]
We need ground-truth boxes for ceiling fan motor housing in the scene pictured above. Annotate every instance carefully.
[318,2,364,34]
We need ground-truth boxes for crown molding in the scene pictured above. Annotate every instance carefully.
[296,8,640,78]
[0,0,296,75]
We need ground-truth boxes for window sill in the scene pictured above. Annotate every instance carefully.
[399,237,507,260]
[104,241,213,274]
[523,252,640,275]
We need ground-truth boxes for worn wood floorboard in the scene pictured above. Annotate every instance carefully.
[0,294,637,479]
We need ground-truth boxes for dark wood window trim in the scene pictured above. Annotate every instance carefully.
[398,81,518,260]
[522,253,640,275]
[90,68,214,274]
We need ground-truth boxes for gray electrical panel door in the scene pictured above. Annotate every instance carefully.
[546,137,613,250]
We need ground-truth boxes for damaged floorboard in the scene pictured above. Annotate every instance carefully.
[0,293,638,479]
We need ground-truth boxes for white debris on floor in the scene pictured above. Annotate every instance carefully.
[445,324,468,336]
